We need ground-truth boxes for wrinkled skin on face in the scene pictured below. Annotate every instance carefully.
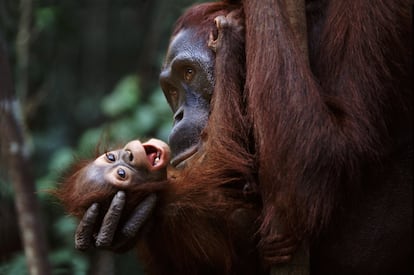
[160,28,215,168]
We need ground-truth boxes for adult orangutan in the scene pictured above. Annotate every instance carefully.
[59,8,267,274]
[69,0,412,274]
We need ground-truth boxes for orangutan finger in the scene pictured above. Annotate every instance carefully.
[75,203,99,251]
[263,243,298,258]
[95,191,126,247]
[122,194,157,238]
[265,236,298,250]
[264,254,293,265]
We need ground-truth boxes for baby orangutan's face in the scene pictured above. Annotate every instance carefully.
[86,139,170,189]
[57,138,170,219]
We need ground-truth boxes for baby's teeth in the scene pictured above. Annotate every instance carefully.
[153,152,161,166]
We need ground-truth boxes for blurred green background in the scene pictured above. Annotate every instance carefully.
[0,0,201,274]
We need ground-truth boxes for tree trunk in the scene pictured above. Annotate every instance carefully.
[0,5,51,274]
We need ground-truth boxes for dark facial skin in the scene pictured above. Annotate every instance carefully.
[160,28,215,168]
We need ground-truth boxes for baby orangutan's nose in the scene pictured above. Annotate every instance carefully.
[121,150,134,163]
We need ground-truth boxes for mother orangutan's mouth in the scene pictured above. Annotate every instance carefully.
[170,145,199,168]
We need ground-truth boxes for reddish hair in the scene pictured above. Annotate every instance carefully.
[172,2,241,40]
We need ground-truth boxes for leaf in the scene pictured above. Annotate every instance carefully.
[48,147,74,174]
[107,118,140,141]
[77,127,105,157]
[101,76,140,117]
[134,105,157,134]
[35,7,57,31]
[0,254,28,275]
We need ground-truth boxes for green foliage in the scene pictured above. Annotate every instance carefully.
[77,75,172,156]
[35,7,58,32]
[49,249,88,275]
[48,147,75,175]
[150,88,174,139]
[0,254,28,275]
[0,178,14,197]
[53,216,77,242]
[77,127,105,157]
[101,76,140,117]
[0,0,194,273]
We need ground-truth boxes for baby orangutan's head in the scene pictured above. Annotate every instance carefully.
[56,139,170,219]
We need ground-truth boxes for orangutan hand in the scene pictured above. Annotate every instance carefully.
[75,191,157,252]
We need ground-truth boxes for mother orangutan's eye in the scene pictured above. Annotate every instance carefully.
[106,152,115,162]
[184,67,194,82]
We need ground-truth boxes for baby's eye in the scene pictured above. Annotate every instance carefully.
[117,168,126,179]
[106,152,116,162]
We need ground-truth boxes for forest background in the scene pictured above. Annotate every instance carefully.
[0,0,201,274]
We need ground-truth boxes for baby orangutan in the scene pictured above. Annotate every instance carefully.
[57,137,264,274]
[56,138,170,250]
